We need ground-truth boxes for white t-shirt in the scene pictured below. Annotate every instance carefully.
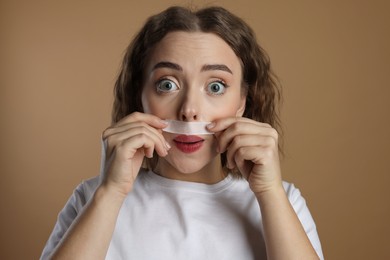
[41,170,323,259]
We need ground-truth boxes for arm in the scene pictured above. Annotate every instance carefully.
[209,117,320,260]
[48,113,169,260]
[50,185,126,259]
[255,186,319,260]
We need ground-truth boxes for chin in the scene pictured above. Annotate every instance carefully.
[167,156,211,174]
[160,149,220,175]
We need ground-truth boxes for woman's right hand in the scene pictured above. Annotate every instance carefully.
[48,112,169,259]
[101,112,170,196]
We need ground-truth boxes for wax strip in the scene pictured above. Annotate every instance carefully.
[163,120,213,135]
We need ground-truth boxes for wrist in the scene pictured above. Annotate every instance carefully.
[253,183,286,203]
[94,183,128,206]
[100,176,135,198]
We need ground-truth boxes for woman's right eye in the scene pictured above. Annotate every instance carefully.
[156,79,178,93]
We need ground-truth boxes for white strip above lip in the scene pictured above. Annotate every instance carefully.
[163,120,213,135]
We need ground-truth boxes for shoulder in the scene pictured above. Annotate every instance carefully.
[282,181,302,199]
[281,181,310,211]
[79,175,101,194]
[66,176,100,209]
[80,175,100,196]
[39,176,100,259]
[281,181,324,259]
[74,169,149,203]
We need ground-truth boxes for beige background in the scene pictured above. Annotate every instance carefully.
[1,0,389,259]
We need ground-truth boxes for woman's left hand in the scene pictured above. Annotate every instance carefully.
[208,117,282,195]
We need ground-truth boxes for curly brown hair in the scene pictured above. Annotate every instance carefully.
[112,6,283,172]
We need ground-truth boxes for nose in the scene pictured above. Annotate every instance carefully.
[179,89,201,122]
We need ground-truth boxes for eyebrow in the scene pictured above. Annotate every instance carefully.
[152,61,183,71]
[152,61,233,74]
[201,64,233,74]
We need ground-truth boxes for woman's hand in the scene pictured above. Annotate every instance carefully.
[209,118,320,259]
[101,112,170,196]
[208,117,282,195]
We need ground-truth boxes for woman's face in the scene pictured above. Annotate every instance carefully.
[142,31,245,181]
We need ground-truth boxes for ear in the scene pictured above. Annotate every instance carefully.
[235,96,246,117]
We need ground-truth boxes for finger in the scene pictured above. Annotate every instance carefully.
[114,112,168,129]
[233,146,268,177]
[216,121,278,154]
[102,118,170,154]
[105,126,168,159]
[119,133,168,159]
[103,121,169,149]
[233,146,260,179]
[226,134,278,169]
[207,117,272,133]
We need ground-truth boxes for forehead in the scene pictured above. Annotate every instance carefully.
[146,31,242,72]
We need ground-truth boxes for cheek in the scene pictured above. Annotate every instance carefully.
[215,109,239,120]
[207,96,244,119]
[142,96,157,114]
[141,90,170,117]
[143,98,183,120]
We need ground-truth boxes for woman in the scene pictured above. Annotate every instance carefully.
[41,6,323,260]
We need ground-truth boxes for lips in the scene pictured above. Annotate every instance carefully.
[173,135,204,153]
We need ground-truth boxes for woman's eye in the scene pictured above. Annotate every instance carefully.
[156,79,178,93]
[207,81,226,95]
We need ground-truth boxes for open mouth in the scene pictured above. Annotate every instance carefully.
[173,135,205,153]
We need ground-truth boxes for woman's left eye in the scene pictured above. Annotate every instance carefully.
[207,81,226,95]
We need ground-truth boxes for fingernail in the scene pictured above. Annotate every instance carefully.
[207,122,215,129]
[161,120,169,125]
[165,141,171,150]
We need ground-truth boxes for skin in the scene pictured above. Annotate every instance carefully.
[141,32,246,184]
[50,32,319,259]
